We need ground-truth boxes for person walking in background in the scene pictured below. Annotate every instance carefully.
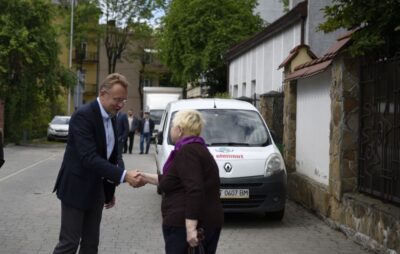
[52,73,143,254]
[0,130,4,169]
[116,111,129,169]
[135,110,224,254]
[125,110,139,154]
[138,111,154,154]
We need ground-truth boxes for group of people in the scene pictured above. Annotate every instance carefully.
[116,108,155,157]
[52,73,223,254]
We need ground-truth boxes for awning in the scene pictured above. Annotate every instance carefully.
[285,59,332,81]
[284,31,353,82]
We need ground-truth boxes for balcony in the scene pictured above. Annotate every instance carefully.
[84,83,97,95]
[73,51,98,63]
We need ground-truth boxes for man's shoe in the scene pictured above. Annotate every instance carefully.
[129,151,132,154]
[139,152,143,154]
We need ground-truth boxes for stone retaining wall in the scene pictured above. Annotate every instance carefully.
[259,91,284,144]
[285,54,400,253]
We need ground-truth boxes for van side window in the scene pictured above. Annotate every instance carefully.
[161,110,169,135]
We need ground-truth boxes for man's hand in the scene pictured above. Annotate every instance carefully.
[124,170,146,188]
[104,196,115,209]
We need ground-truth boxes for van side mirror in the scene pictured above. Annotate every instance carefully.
[157,131,163,145]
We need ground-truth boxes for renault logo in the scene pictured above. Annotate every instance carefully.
[224,162,232,172]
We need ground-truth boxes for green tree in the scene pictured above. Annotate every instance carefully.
[280,0,289,12]
[158,0,263,94]
[0,0,75,142]
[99,0,164,73]
[319,0,400,56]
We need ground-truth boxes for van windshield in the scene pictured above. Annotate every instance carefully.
[168,109,270,147]
[150,110,164,125]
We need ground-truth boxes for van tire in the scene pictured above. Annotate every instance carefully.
[265,208,284,221]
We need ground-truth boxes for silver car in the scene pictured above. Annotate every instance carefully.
[47,116,71,141]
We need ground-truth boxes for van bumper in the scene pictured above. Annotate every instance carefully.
[220,170,286,213]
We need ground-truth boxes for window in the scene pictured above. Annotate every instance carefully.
[168,109,270,146]
[233,85,238,98]
[251,80,256,98]
[143,78,152,87]
[144,48,156,64]
[242,82,247,97]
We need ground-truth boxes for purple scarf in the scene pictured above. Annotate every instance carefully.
[163,136,207,174]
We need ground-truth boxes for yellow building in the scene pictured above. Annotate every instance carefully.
[55,1,100,114]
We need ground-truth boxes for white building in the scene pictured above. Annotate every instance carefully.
[226,0,344,100]
[227,1,306,99]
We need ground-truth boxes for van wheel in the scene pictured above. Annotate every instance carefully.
[265,208,284,221]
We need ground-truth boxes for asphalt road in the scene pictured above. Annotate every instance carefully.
[0,143,370,254]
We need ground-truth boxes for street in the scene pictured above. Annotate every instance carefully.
[0,144,370,254]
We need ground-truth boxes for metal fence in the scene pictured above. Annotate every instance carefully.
[359,54,400,205]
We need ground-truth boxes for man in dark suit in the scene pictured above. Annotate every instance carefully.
[138,111,155,154]
[124,110,139,154]
[52,73,143,254]
[116,111,129,169]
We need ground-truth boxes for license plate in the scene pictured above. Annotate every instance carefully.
[220,189,249,199]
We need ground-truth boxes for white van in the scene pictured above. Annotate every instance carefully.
[155,98,287,220]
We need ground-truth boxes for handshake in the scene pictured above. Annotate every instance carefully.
[124,170,147,188]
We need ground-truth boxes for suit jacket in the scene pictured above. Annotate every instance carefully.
[116,112,129,142]
[138,118,155,134]
[129,116,139,133]
[53,100,124,210]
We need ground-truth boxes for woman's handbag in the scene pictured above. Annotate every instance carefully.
[188,243,205,254]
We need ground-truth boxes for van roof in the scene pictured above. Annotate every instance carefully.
[168,98,257,111]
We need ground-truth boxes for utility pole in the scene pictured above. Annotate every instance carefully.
[67,0,74,115]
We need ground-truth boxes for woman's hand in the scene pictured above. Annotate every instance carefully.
[186,228,198,247]
[185,219,199,247]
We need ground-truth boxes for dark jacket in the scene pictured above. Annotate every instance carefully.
[117,112,129,142]
[158,143,224,228]
[129,116,139,133]
[53,100,124,210]
[138,118,155,134]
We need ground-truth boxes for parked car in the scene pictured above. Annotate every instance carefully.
[47,116,71,141]
[155,99,287,220]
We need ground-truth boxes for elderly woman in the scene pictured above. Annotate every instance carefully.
[139,109,223,254]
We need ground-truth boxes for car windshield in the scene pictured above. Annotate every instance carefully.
[51,117,70,125]
[168,109,270,146]
[150,110,164,125]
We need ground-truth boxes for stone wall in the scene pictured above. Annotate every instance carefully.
[282,81,297,173]
[285,54,400,253]
[329,55,359,202]
[259,91,284,144]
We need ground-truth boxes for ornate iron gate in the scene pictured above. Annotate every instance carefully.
[359,55,400,205]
